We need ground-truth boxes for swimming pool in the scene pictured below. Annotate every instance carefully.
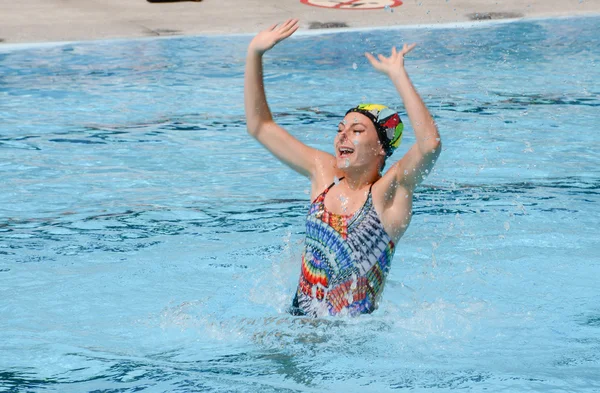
[1,15,599,392]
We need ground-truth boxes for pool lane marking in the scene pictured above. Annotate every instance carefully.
[300,0,403,10]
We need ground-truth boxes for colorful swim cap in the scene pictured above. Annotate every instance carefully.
[346,104,403,157]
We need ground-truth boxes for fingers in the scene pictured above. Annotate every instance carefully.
[377,44,417,58]
[278,18,294,30]
[277,18,299,34]
[364,52,380,67]
[275,18,299,40]
[401,43,417,55]
[287,21,300,36]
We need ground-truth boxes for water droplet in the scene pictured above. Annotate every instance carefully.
[334,176,340,185]
[352,139,359,146]
[504,221,510,231]
[404,169,409,175]
[346,292,354,304]
[384,5,394,12]
[352,62,358,70]
[344,158,350,168]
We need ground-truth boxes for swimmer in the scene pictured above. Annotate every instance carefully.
[244,19,441,317]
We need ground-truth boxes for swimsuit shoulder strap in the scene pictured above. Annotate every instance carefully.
[311,177,345,203]
[327,177,344,191]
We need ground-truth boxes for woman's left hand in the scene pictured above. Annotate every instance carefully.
[365,44,417,76]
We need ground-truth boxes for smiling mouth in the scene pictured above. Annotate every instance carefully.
[338,147,355,158]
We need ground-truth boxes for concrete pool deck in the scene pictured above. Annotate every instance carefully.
[1,0,599,44]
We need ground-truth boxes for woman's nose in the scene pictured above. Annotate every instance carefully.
[338,128,349,140]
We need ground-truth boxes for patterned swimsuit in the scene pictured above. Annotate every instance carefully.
[291,178,396,317]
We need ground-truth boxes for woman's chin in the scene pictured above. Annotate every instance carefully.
[336,158,351,169]
[336,153,356,168]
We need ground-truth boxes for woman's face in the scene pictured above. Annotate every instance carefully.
[335,112,384,171]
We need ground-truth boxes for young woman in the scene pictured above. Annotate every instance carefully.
[244,19,441,317]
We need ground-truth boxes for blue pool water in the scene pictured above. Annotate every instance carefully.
[1,16,599,392]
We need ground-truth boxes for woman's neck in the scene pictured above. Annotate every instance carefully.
[340,167,381,191]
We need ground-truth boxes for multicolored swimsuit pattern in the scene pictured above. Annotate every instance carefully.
[291,178,396,317]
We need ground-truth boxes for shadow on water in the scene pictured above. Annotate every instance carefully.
[0,371,58,393]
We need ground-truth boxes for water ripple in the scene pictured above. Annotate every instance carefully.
[0,176,597,259]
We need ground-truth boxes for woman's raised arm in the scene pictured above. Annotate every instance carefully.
[244,19,332,179]
[366,44,441,190]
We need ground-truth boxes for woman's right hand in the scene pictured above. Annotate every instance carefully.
[248,19,299,55]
